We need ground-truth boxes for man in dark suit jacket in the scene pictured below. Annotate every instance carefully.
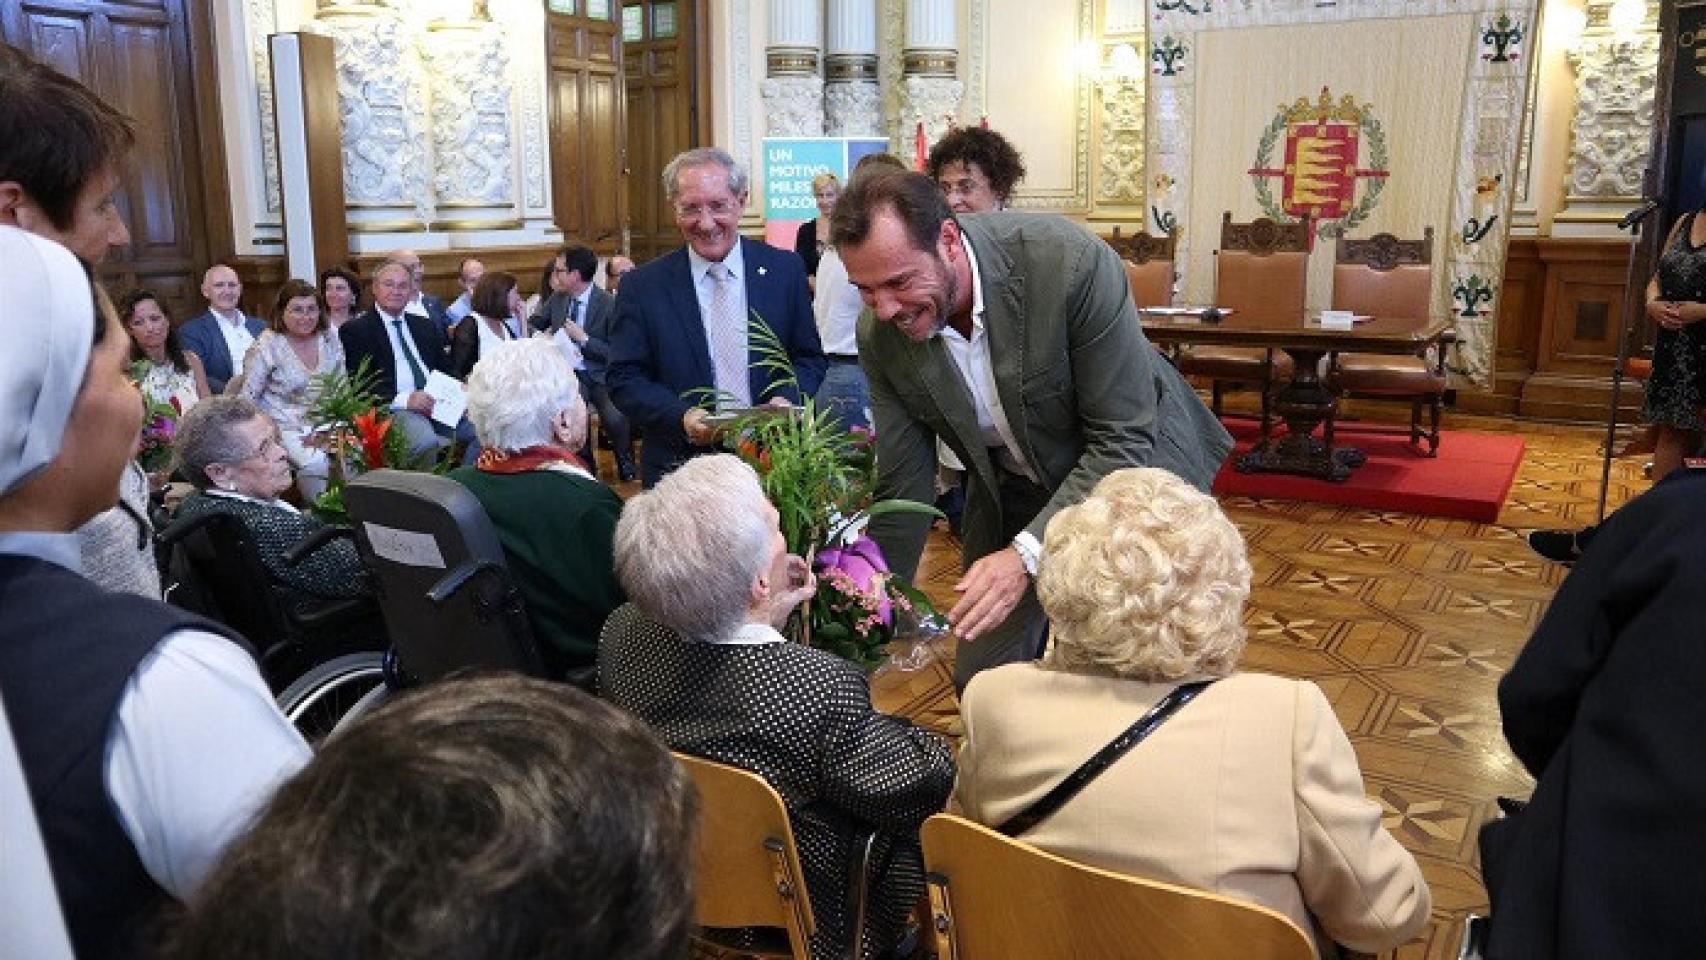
[834,170,1234,691]
[1484,467,1706,959]
[178,264,265,395]
[607,148,826,486]
[339,259,477,462]
[531,245,635,481]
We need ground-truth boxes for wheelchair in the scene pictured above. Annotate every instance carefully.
[270,469,553,739]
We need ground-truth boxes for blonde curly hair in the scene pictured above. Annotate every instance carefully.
[1036,467,1251,681]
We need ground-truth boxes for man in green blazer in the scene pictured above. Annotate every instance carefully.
[833,170,1233,690]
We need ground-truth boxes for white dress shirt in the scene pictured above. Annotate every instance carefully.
[717,622,787,646]
[378,307,429,409]
[212,309,255,379]
[688,241,749,340]
[446,291,473,324]
[813,247,864,356]
[937,241,1043,564]
[0,532,311,900]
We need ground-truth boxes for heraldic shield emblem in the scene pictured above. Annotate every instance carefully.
[1248,86,1389,240]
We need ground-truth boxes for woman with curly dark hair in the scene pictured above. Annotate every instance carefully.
[926,125,1027,213]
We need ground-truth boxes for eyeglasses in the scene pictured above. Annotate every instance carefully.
[673,199,740,221]
[233,435,281,463]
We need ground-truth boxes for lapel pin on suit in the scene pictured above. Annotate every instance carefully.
[757,266,767,276]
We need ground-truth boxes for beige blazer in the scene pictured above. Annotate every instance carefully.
[955,665,1430,956]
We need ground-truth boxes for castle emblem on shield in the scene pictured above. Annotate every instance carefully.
[1248,87,1389,239]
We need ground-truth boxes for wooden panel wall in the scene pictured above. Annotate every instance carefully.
[623,0,704,264]
[546,3,625,251]
[1461,237,1644,422]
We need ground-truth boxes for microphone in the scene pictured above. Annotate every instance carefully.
[1619,197,1663,231]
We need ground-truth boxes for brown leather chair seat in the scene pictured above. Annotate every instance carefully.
[1179,346,1295,382]
[1331,353,1444,396]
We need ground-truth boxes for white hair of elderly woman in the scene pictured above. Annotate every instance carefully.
[1037,466,1252,682]
[613,454,774,643]
[465,339,587,453]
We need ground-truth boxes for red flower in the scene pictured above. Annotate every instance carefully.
[352,410,391,470]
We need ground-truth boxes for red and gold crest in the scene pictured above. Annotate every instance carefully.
[1249,87,1389,238]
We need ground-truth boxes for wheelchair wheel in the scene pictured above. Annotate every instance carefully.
[277,652,387,741]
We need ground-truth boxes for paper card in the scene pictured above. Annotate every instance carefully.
[362,522,446,569]
[1319,311,1356,330]
[423,370,467,427]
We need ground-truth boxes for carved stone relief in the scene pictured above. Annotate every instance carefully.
[420,23,514,206]
[761,76,827,136]
[1097,76,1144,203]
[826,81,884,136]
[250,0,281,214]
[1565,33,1658,198]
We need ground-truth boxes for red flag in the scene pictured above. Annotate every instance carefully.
[914,122,927,172]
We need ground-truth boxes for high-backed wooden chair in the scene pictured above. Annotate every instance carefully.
[920,814,1316,960]
[676,753,817,959]
[1106,226,1175,309]
[1328,229,1448,455]
[1178,214,1308,428]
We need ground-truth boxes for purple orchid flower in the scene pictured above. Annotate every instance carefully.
[816,535,893,626]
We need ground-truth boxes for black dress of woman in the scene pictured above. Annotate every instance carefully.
[1640,210,1706,430]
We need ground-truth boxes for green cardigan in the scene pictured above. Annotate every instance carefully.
[449,466,624,668]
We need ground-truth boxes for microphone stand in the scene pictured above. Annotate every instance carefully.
[1597,197,1664,524]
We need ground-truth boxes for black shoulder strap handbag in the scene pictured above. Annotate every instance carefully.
[994,679,1216,837]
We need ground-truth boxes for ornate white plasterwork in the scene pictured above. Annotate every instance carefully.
[880,0,907,151]
[1097,76,1145,204]
[761,76,827,136]
[730,0,755,190]
[1564,33,1658,199]
[421,23,514,206]
[250,0,281,214]
[902,76,964,145]
[826,81,884,136]
[309,7,435,224]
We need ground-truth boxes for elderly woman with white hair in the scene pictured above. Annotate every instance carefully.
[953,467,1430,958]
[600,453,956,960]
[448,338,623,683]
[0,225,309,960]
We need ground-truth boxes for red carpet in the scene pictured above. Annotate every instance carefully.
[1211,420,1525,522]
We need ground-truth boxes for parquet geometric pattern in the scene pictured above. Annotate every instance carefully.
[665,412,1644,960]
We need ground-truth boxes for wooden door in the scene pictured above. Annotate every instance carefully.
[622,0,704,263]
[2,0,214,320]
[546,0,626,252]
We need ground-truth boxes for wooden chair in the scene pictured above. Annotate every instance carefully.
[1328,229,1449,455]
[1179,214,1308,429]
[675,753,875,960]
[1106,226,1175,309]
[920,814,1316,960]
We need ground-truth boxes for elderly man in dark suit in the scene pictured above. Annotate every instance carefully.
[607,148,826,486]
[834,169,1233,692]
[178,264,265,395]
[531,244,635,482]
[338,259,477,462]
[600,453,954,960]
[393,248,452,333]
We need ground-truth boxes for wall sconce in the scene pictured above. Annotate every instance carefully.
[1082,41,1142,87]
[1548,3,1589,51]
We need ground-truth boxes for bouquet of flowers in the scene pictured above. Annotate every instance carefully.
[136,395,180,475]
[706,316,945,669]
[305,358,443,521]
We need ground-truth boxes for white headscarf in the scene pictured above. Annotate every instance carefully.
[0,226,95,498]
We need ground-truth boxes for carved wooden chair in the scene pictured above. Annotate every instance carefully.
[1177,213,1308,431]
[1328,228,1450,455]
[1107,226,1175,310]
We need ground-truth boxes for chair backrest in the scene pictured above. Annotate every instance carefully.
[1215,213,1309,325]
[920,814,1316,960]
[675,753,815,959]
[159,509,294,657]
[342,469,544,683]
[1107,227,1176,309]
[1332,228,1434,319]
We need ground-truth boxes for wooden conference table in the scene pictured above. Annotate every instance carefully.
[1140,311,1452,482]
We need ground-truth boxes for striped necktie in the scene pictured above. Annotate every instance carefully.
[704,262,751,410]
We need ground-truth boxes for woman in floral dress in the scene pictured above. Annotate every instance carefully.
[230,279,345,500]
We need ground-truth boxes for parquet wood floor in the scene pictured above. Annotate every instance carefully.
[864,412,1644,960]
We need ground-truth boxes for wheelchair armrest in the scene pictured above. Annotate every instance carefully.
[426,559,507,605]
[284,525,356,567]
[292,594,377,629]
[155,509,232,547]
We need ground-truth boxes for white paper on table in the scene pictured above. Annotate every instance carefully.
[423,370,468,427]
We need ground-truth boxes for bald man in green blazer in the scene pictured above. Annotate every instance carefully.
[835,170,1232,691]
